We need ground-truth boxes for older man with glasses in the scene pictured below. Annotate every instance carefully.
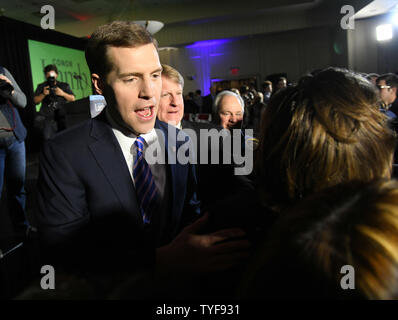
[376,73,398,118]
[376,73,398,178]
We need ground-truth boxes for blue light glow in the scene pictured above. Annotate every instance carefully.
[185,37,241,95]
[209,53,224,57]
[211,79,224,82]
[185,39,231,48]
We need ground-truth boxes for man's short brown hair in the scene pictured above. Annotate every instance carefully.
[85,21,158,77]
[161,64,184,88]
[263,80,272,86]
[43,64,58,75]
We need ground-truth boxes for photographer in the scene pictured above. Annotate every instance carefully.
[33,64,75,140]
[0,65,32,236]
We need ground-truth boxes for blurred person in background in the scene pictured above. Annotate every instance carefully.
[0,65,32,236]
[262,80,272,103]
[366,72,379,86]
[203,84,217,114]
[33,64,75,141]
[376,73,398,118]
[272,76,287,95]
[193,89,203,112]
[230,88,240,96]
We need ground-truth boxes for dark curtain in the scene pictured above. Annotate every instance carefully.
[0,16,87,152]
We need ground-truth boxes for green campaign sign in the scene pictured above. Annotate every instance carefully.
[28,39,92,111]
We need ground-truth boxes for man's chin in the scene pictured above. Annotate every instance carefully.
[127,118,156,135]
[164,116,181,126]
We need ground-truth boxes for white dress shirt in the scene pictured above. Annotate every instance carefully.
[106,109,166,198]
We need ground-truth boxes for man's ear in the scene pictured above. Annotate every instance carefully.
[92,73,105,95]
[392,86,397,97]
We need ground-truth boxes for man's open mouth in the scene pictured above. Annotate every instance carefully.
[135,106,155,120]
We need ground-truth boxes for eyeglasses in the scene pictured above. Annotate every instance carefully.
[377,85,391,90]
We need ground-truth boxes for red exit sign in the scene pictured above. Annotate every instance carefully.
[230,67,239,75]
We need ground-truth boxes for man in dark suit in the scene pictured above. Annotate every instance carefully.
[202,84,217,114]
[36,22,249,295]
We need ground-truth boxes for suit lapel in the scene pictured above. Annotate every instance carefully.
[86,116,190,230]
[88,115,142,225]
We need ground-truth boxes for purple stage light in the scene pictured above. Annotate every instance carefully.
[185,39,231,48]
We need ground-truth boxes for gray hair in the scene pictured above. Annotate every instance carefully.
[213,90,245,115]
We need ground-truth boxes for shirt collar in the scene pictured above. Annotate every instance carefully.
[140,127,158,146]
[106,107,158,146]
[174,121,182,130]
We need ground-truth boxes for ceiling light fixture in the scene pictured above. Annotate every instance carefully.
[376,24,393,41]
[132,20,164,34]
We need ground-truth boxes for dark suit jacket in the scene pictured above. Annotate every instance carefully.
[181,120,252,211]
[36,113,198,276]
[179,121,266,299]
[389,98,398,117]
[202,94,214,114]
[62,96,91,128]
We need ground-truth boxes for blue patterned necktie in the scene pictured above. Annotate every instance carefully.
[133,136,160,224]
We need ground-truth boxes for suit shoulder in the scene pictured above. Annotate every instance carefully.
[46,119,94,148]
[155,119,189,137]
[182,120,222,131]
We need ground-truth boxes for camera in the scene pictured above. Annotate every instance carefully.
[0,79,14,99]
[46,76,59,110]
[46,76,57,95]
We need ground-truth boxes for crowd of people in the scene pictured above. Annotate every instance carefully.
[2,20,398,299]
[183,75,289,139]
